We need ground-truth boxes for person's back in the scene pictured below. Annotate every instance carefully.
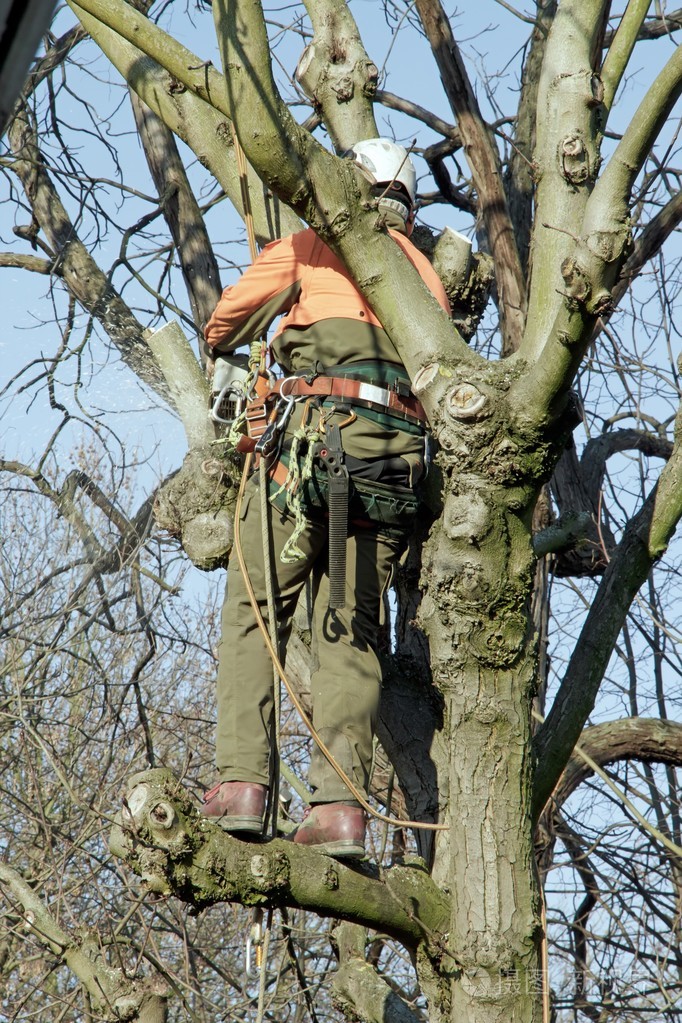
[201,138,450,858]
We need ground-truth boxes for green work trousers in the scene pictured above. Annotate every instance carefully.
[215,473,404,803]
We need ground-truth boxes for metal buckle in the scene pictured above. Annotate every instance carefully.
[356,381,391,406]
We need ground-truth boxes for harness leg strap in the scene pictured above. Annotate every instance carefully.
[317,423,349,610]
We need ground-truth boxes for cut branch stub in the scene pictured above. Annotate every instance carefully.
[560,132,590,185]
[109,770,450,947]
[446,382,488,421]
[153,445,241,571]
[560,256,592,307]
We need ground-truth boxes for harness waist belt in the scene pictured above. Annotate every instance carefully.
[274,375,427,425]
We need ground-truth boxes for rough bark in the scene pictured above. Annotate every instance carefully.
[415,358,559,1022]
[110,769,450,950]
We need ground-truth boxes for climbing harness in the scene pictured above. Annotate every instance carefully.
[270,370,428,425]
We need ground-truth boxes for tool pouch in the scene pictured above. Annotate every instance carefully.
[269,445,420,537]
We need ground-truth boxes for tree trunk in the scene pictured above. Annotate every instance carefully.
[421,506,541,1020]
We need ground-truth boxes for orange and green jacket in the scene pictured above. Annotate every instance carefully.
[204,226,450,370]
[204,225,451,463]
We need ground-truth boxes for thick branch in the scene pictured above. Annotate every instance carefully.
[520,0,608,365]
[0,252,54,273]
[296,0,378,149]
[130,92,222,335]
[144,322,212,447]
[333,922,422,1023]
[590,42,682,229]
[111,769,449,951]
[552,718,682,811]
[7,107,164,397]
[533,402,682,817]
[505,1,556,276]
[520,38,682,419]
[68,0,229,114]
[414,0,527,354]
[601,0,652,114]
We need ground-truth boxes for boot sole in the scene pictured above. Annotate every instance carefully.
[214,814,266,835]
[300,840,365,859]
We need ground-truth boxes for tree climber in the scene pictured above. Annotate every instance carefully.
[201,139,451,858]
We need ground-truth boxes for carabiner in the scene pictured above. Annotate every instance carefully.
[210,383,246,426]
[245,909,264,980]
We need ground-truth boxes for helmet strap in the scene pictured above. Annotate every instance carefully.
[377,196,410,221]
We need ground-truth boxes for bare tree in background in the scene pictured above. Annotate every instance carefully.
[2,1,682,1021]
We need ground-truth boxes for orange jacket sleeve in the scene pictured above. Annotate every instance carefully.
[204,234,303,353]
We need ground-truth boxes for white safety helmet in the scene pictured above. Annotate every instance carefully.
[349,137,417,205]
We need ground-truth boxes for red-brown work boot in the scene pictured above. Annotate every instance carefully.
[292,803,365,858]
[201,782,267,835]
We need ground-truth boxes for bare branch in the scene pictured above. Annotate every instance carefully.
[130,92,222,338]
[414,0,527,354]
[612,190,682,308]
[604,7,682,44]
[0,252,54,274]
[7,107,164,396]
[0,862,168,1022]
[552,718,682,811]
[533,399,682,817]
[68,0,301,243]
